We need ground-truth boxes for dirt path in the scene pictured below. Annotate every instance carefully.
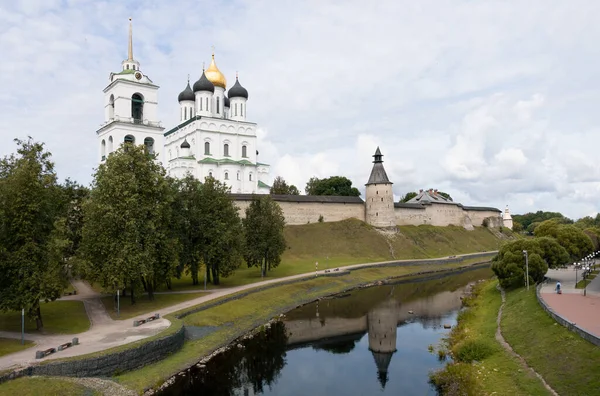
[495,286,559,396]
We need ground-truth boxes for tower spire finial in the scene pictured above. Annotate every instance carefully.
[236,70,239,80]
[128,18,133,61]
[202,61,205,72]
[211,45,215,58]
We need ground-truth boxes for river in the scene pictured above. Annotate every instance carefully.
[156,265,492,395]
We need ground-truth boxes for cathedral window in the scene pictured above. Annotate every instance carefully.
[131,93,144,122]
[204,142,211,155]
[224,143,229,156]
[217,97,220,114]
[242,145,247,158]
[144,137,155,155]
[225,172,229,180]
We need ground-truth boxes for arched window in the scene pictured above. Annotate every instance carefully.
[235,103,238,116]
[241,104,244,117]
[216,97,220,114]
[204,142,210,155]
[133,65,136,70]
[200,97,203,111]
[184,107,187,120]
[144,137,155,154]
[242,145,247,158]
[101,139,106,160]
[108,136,113,152]
[209,172,213,177]
[126,65,130,70]
[108,95,115,120]
[249,173,253,181]
[224,172,229,180]
[131,93,144,122]
[205,97,208,111]
[224,143,229,156]
[124,135,135,144]
[237,171,240,180]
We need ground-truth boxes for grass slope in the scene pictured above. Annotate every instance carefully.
[157,219,507,291]
[0,301,89,334]
[0,377,100,396]
[502,288,600,396]
[431,280,551,395]
[100,293,210,320]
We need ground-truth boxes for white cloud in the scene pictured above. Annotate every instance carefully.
[1,0,599,219]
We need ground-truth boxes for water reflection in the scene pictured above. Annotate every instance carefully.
[157,266,492,395]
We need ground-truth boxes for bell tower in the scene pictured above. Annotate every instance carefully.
[365,147,396,228]
[96,18,164,165]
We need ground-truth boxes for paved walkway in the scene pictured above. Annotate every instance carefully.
[540,263,600,338]
[0,252,495,372]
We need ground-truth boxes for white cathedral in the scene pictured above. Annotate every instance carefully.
[95,20,271,194]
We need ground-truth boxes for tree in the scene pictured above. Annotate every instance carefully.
[243,196,287,277]
[305,176,360,196]
[0,138,66,329]
[437,191,453,201]
[535,220,594,259]
[399,192,417,203]
[270,176,299,195]
[80,144,178,303]
[512,211,572,234]
[196,176,244,285]
[491,239,548,289]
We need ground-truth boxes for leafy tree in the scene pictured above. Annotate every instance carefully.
[491,239,548,289]
[584,228,600,251]
[270,176,299,195]
[512,221,524,233]
[196,177,244,285]
[399,192,417,203]
[437,191,453,201]
[80,144,177,303]
[243,196,287,277]
[305,176,360,196]
[0,138,66,329]
[513,211,572,234]
[535,220,593,259]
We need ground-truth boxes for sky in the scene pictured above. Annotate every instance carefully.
[1,0,599,220]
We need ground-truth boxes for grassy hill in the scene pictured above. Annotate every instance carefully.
[165,218,512,290]
[283,218,513,270]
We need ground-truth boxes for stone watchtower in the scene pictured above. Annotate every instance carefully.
[367,297,399,388]
[365,147,396,228]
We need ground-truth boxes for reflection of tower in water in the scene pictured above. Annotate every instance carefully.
[367,295,399,389]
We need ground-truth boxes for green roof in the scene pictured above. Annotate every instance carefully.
[168,155,195,162]
[257,162,270,166]
[164,116,201,137]
[116,69,136,75]
[258,180,271,189]
[197,157,258,166]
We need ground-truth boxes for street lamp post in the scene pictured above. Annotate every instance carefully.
[21,308,24,345]
[523,250,529,291]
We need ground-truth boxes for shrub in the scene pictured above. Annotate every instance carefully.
[318,214,324,223]
[453,339,496,363]
[429,362,480,395]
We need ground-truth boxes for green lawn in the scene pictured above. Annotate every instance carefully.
[0,301,89,334]
[430,280,551,395]
[0,337,34,357]
[575,273,596,288]
[0,377,100,396]
[116,261,482,392]
[100,292,209,320]
[502,287,600,395]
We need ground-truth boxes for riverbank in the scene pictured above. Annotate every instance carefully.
[431,280,600,395]
[115,260,493,394]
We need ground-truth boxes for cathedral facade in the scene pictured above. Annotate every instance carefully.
[96,20,270,194]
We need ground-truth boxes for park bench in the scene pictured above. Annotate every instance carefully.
[133,313,160,327]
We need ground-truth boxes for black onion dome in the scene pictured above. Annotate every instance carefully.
[178,82,195,102]
[228,78,248,99]
[193,71,215,93]
[180,139,190,149]
[224,95,230,108]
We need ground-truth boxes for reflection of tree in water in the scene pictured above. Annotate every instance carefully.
[157,322,288,396]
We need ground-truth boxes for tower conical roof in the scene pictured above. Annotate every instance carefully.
[366,147,392,185]
[228,76,249,99]
[178,82,195,102]
[371,351,393,388]
[193,71,215,93]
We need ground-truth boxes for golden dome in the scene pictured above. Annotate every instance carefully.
[204,54,227,89]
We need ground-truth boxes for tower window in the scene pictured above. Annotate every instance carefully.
[225,172,229,180]
[249,173,253,181]
[204,142,210,155]
[209,172,213,177]
[124,135,135,144]
[200,98,203,111]
[381,198,383,202]
[217,97,220,114]
[206,97,208,111]
[184,107,187,120]
[235,103,238,116]
[127,65,129,70]
[237,171,240,180]
[108,94,115,120]
[101,139,106,160]
[241,104,244,117]
[224,143,229,156]
[131,93,144,122]
[242,145,247,158]
[144,137,155,155]
[108,136,113,152]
